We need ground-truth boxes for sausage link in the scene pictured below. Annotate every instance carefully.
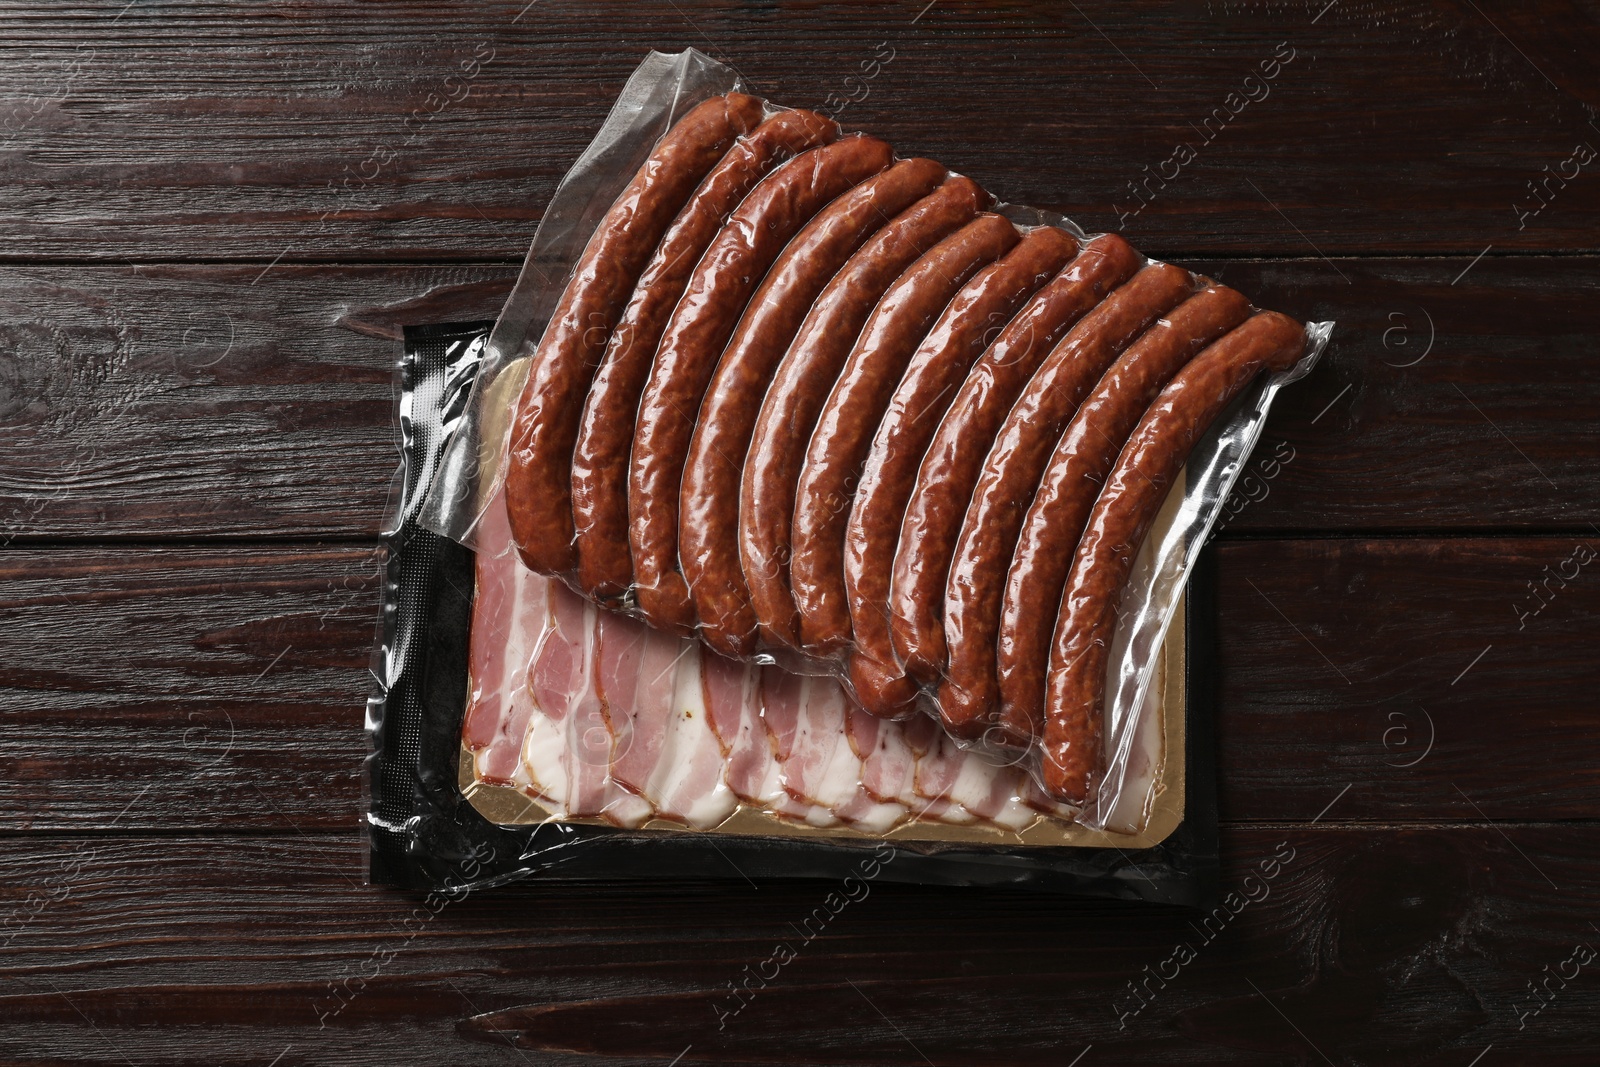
[1043,311,1306,803]
[791,213,1021,656]
[505,93,765,576]
[845,226,1079,716]
[935,261,1195,738]
[570,108,838,600]
[889,234,1141,684]
[995,284,1252,742]
[681,158,950,657]
[739,176,987,649]
[629,135,894,633]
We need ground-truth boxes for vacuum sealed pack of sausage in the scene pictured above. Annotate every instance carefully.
[372,47,1333,901]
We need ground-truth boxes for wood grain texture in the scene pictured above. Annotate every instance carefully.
[0,828,1592,1065]
[2,538,1593,831]
[1215,537,1600,821]
[1,2,1597,1062]
[0,2,1595,261]
[2,258,1596,541]
[0,264,515,542]
[1195,256,1600,531]
[0,546,376,830]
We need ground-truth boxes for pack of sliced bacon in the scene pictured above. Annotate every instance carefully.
[415,48,1333,851]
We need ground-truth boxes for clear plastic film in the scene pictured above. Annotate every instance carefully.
[1092,322,1331,830]
[414,47,1333,842]
[419,48,743,545]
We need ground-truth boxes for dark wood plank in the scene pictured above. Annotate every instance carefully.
[4,4,1594,1063]
[2,258,1597,541]
[0,263,515,542]
[1,1,1596,261]
[2,537,1594,830]
[0,827,1594,1064]
[0,546,377,831]
[1216,536,1600,821]
[1197,255,1600,531]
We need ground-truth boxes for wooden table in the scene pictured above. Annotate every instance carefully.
[4,2,1597,1063]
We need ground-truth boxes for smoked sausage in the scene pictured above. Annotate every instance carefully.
[889,234,1141,684]
[790,213,1020,655]
[570,107,838,599]
[995,283,1252,742]
[505,92,765,575]
[1043,311,1306,802]
[680,157,951,656]
[629,135,894,632]
[935,261,1195,737]
[845,225,1079,715]
[739,176,987,649]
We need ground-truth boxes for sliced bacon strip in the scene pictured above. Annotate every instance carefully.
[467,472,1094,835]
